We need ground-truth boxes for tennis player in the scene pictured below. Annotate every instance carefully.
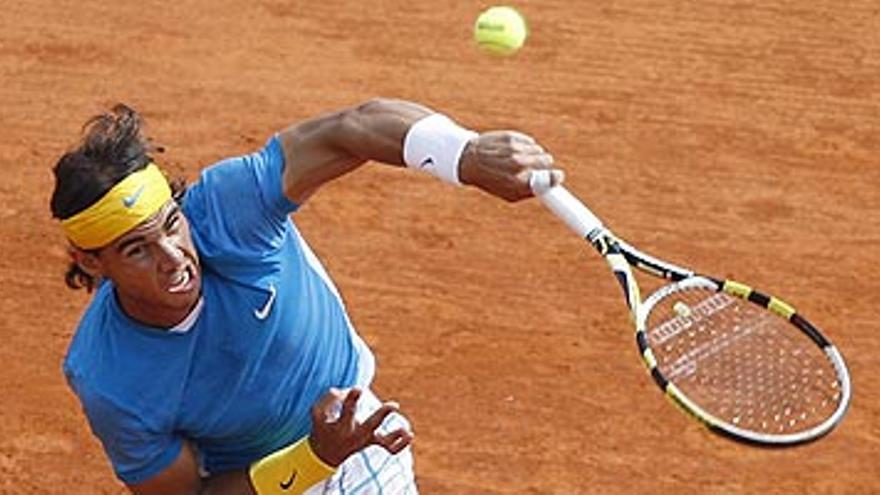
[51,98,561,494]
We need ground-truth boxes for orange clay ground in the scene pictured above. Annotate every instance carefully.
[1,1,878,493]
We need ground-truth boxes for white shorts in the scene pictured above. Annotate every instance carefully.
[307,388,418,495]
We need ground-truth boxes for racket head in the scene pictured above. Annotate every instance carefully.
[635,276,851,446]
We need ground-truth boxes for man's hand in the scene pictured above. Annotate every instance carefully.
[458,130,563,202]
[308,388,413,468]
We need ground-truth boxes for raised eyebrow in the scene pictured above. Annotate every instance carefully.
[116,235,146,254]
[164,205,182,229]
[116,206,181,253]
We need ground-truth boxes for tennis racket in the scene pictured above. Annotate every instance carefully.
[529,171,851,446]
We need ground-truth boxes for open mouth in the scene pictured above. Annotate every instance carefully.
[167,265,197,294]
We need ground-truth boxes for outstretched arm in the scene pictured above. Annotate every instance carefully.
[279,98,561,204]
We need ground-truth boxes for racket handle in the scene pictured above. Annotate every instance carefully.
[529,170,604,238]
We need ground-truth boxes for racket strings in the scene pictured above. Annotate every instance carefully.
[646,289,841,435]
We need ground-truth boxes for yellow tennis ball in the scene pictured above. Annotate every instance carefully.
[474,6,528,56]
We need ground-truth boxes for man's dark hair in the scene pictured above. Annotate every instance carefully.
[50,104,185,292]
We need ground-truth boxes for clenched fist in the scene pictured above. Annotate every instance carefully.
[459,130,564,202]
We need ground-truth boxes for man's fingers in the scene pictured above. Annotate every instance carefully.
[359,402,400,434]
[373,428,414,454]
[312,387,346,422]
[338,388,362,424]
[483,129,535,145]
[527,151,555,169]
[389,432,413,454]
[511,131,536,144]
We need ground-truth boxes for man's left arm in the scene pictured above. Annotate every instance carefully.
[278,98,562,204]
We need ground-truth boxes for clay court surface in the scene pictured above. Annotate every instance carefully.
[1,0,878,493]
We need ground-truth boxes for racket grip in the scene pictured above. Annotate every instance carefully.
[529,170,604,238]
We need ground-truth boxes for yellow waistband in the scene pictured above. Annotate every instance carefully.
[61,164,172,249]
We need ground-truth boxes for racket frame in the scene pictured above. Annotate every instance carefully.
[530,172,851,446]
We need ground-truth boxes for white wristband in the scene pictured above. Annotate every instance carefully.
[403,114,478,185]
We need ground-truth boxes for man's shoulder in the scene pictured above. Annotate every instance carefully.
[64,294,190,424]
[64,283,181,383]
[65,283,114,367]
[186,135,285,195]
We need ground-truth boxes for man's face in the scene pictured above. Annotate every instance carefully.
[83,200,201,327]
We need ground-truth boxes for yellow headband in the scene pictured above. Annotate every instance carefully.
[61,163,172,249]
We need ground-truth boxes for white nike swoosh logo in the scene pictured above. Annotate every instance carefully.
[254,284,277,320]
[122,185,146,208]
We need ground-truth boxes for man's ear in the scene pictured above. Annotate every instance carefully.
[69,245,104,278]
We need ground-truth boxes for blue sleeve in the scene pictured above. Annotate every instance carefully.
[70,378,183,484]
[183,135,300,261]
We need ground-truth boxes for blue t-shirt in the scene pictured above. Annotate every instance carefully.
[63,137,375,484]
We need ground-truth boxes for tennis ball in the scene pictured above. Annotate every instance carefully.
[474,6,528,56]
